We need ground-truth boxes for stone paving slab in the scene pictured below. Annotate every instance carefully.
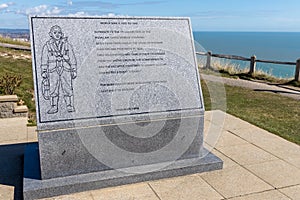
[0,117,37,145]
[210,149,238,169]
[229,190,291,200]
[283,156,300,169]
[229,127,300,169]
[1,110,300,199]
[245,159,300,188]
[206,130,248,148]
[0,184,14,200]
[217,143,278,166]
[27,127,37,142]
[90,183,159,200]
[279,185,300,200]
[149,174,223,200]
[0,118,28,143]
[41,191,94,200]
[200,165,273,198]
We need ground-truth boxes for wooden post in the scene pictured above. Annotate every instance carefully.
[249,55,256,76]
[206,51,212,69]
[295,59,300,82]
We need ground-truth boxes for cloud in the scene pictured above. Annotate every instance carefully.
[0,2,14,10]
[101,13,129,17]
[16,5,62,16]
[49,7,61,15]
[124,1,166,6]
[67,11,88,16]
[67,11,129,17]
[71,1,117,9]
[46,1,165,17]
[0,4,9,9]
[71,1,165,9]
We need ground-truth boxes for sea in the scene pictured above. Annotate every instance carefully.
[1,29,299,78]
[0,28,29,40]
[193,32,300,78]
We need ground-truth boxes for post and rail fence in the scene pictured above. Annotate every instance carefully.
[1,42,299,81]
[196,51,300,82]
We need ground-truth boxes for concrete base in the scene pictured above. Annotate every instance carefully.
[23,143,223,200]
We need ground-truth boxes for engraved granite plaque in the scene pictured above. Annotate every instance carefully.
[23,16,222,200]
[30,17,203,130]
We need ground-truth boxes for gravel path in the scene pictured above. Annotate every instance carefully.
[201,74,300,100]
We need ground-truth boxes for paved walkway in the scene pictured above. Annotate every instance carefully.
[201,74,300,100]
[0,110,300,200]
[0,117,36,145]
[0,42,31,51]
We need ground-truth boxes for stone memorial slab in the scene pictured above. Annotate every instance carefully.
[23,16,222,199]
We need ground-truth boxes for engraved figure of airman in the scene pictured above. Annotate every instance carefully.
[41,25,77,114]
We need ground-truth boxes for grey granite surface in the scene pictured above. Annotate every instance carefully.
[30,16,204,130]
[39,116,204,179]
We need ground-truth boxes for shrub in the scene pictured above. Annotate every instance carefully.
[0,73,23,95]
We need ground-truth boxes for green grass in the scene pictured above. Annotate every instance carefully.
[201,80,300,145]
[0,36,30,47]
[0,47,34,115]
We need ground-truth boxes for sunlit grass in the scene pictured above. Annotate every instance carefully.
[0,36,30,47]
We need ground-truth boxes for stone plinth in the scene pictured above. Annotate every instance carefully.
[24,16,223,199]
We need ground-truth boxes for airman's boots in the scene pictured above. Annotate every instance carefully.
[47,96,58,114]
[65,96,75,112]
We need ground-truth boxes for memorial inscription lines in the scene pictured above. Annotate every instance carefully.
[94,28,168,98]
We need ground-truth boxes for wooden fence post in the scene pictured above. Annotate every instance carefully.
[295,59,300,82]
[206,51,212,69]
[249,55,256,76]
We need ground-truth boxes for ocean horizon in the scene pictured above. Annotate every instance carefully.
[1,28,298,78]
[193,31,300,78]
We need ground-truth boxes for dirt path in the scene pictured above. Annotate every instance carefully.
[201,74,300,100]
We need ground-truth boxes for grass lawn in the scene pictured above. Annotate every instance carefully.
[202,80,300,145]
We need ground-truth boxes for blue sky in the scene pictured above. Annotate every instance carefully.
[1,0,300,31]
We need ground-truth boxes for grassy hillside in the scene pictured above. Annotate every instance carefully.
[0,47,34,115]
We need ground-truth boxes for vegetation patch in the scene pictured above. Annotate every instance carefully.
[0,49,35,114]
[0,36,30,47]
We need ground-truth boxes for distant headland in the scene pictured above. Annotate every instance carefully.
[0,28,30,42]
